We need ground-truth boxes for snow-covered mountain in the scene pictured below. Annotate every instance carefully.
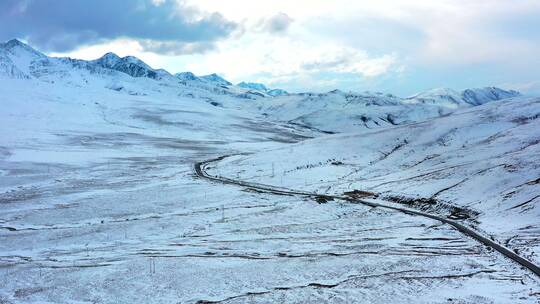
[200,73,232,86]
[238,81,289,96]
[0,39,267,102]
[237,81,267,91]
[0,39,45,79]
[267,88,289,96]
[0,38,521,134]
[252,87,520,133]
[174,71,200,81]
[91,52,162,79]
[405,87,520,108]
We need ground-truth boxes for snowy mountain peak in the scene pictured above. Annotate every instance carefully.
[405,87,519,108]
[237,82,268,92]
[123,55,152,70]
[3,38,26,49]
[267,88,289,96]
[200,73,232,86]
[94,52,122,67]
[462,87,520,106]
[94,53,152,70]
[175,71,200,81]
[1,38,45,59]
[92,52,158,80]
[0,39,45,79]
[237,81,289,96]
[409,87,460,99]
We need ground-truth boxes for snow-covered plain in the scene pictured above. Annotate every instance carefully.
[1,39,539,303]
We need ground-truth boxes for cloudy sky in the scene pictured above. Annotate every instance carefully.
[2,0,540,95]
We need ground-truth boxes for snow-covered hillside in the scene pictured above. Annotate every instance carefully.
[238,81,289,96]
[211,95,540,264]
[251,87,520,133]
[405,87,520,108]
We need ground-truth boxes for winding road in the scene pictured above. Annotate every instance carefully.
[195,155,540,278]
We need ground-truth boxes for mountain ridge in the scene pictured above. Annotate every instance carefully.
[0,39,521,105]
[238,81,289,96]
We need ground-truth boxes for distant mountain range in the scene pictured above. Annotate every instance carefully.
[0,38,521,133]
[250,87,520,133]
[237,82,289,96]
[0,39,289,98]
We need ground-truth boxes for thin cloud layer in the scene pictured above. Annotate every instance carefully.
[261,13,294,34]
[138,40,216,56]
[0,0,237,53]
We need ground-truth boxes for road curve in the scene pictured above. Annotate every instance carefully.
[194,155,540,278]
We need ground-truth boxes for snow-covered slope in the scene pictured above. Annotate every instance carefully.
[252,87,520,133]
[91,52,162,79]
[406,87,521,108]
[267,88,289,96]
[200,73,232,86]
[238,81,289,96]
[212,95,540,264]
[174,71,200,81]
[237,81,268,91]
[0,39,45,78]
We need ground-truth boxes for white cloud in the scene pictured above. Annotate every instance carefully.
[48,0,540,93]
[405,1,540,66]
[185,0,540,67]
[301,50,396,77]
[184,33,398,87]
[256,12,294,34]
